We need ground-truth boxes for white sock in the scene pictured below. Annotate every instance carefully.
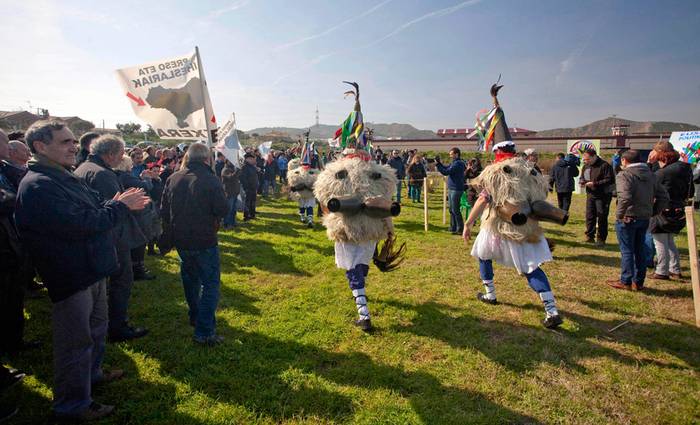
[307,215,313,224]
[482,280,496,300]
[352,288,370,320]
[539,291,559,317]
[300,214,306,223]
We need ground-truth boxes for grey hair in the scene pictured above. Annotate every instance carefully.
[8,140,29,152]
[91,135,125,157]
[25,120,67,154]
[183,142,210,166]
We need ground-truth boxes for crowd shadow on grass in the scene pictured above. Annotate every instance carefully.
[134,323,542,424]
[217,233,310,276]
[381,299,699,374]
[558,253,620,268]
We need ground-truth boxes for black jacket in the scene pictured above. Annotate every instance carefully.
[580,156,614,197]
[15,162,129,302]
[655,160,694,209]
[549,158,580,193]
[239,162,259,192]
[221,164,241,198]
[160,162,228,250]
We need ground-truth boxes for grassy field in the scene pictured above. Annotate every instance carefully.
[4,187,700,424]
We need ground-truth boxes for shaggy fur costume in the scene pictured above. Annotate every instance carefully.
[287,158,319,203]
[471,158,549,243]
[314,157,397,243]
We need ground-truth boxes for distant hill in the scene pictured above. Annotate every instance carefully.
[537,117,700,137]
[245,122,436,140]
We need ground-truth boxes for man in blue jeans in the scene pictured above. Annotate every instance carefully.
[436,147,466,234]
[387,150,405,204]
[607,150,668,291]
[161,143,229,345]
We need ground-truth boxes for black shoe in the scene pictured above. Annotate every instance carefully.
[0,404,18,423]
[0,371,25,392]
[307,221,313,228]
[477,292,498,305]
[585,237,595,243]
[52,402,114,422]
[542,314,563,329]
[354,318,372,332]
[193,335,224,346]
[133,269,156,281]
[109,326,149,342]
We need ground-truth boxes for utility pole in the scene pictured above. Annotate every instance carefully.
[315,106,319,127]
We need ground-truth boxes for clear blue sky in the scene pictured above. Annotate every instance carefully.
[1,0,699,131]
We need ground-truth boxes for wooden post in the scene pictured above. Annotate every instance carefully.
[424,177,429,232]
[442,177,447,225]
[685,206,700,327]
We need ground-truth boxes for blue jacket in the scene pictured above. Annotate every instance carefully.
[387,156,406,179]
[15,162,130,303]
[436,159,466,191]
[549,158,579,193]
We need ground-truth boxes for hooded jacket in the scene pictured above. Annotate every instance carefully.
[655,160,694,209]
[549,158,579,193]
[615,163,669,220]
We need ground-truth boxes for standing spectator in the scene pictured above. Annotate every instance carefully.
[580,148,615,246]
[240,153,259,220]
[524,148,542,174]
[143,146,157,167]
[74,135,149,342]
[607,150,668,291]
[15,120,149,421]
[160,143,228,345]
[76,132,99,166]
[464,157,483,208]
[435,148,466,234]
[255,150,265,194]
[159,157,176,183]
[549,152,579,212]
[388,150,406,204]
[262,153,278,197]
[7,141,31,169]
[649,141,694,280]
[406,154,426,203]
[221,160,241,229]
[129,147,145,178]
[214,152,225,177]
[277,152,289,185]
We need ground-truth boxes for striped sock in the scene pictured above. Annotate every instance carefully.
[482,280,496,300]
[539,291,559,317]
[352,288,370,320]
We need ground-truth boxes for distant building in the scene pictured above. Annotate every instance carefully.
[436,127,537,139]
[0,110,95,135]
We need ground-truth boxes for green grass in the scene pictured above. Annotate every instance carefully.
[5,189,700,424]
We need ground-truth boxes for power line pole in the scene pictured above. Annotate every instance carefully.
[315,106,319,127]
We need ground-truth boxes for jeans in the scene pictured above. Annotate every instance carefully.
[244,188,257,219]
[615,219,650,285]
[652,233,681,276]
[478,259,551,293]
[108,248,134,336]
[177,246,221,338]
[448,190,464,232]
[262,178,276,197]
[224,195,238,227]
[585,194,612,241]
[52,280,107,415]
[556,192,572,212]
[409,184,422,202]
[644,231,656,268]
[395,180,402,204]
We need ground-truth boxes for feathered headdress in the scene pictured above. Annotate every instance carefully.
[337,81,371,158]
[471,75,512,152]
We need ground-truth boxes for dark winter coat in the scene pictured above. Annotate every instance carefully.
[655,160,694,209]
[580,156,615,197]
[549,158,580,193]
[615,163,669,220]
[15,161,129,302]
[436,159,466,191]
[239,162,259,193]
[221,164,241,198]
[387,156,406,180]
[160,161,228,250]
[406,162,426,186]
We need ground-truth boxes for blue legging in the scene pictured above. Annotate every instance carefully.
[299,206,313,216]
[478,258,551,293]
[346,264,370,290]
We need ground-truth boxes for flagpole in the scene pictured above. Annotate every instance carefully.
[195,46,215,170]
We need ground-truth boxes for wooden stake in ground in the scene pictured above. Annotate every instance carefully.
[442,177,447,225]
[424,177,429,232]
[685,206,700,327]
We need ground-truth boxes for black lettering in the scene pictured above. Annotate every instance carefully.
[158,63,165,71]
[168,130,180,137]
[180,129,192,137]
[141,77,149,86]
[151,73,161,83]
[138,68,145,76]
[149,66,156,74]
[157,129,168,137]
[192,130,205,138]
[132,79,142,88]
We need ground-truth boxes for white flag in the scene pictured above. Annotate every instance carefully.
[216,113,242,165]
[258,141,272,160]
[115,49,216,140]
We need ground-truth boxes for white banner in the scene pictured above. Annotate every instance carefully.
[115,49,216,140]
[258,141,272,160]
[216,113,242,166]
[669,131,700,164]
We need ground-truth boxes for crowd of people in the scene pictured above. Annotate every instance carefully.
[1,119,699,422]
